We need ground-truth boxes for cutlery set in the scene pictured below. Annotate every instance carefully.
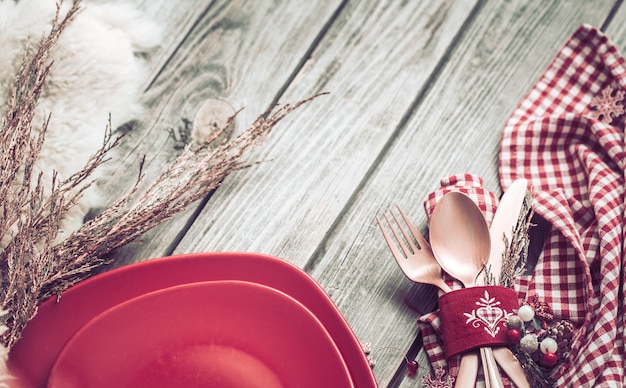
[377,179,530,387]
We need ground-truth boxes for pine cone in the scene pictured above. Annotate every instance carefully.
[532,319,575,363]
[552,320,574,359]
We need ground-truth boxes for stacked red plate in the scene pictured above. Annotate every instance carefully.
[8,252,377,387]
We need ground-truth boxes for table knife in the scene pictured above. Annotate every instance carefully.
[485,178,530,388]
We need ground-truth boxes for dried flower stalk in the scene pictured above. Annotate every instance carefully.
[499,192,533,288]
[0,0,83,350]
[482,191,533,287]
[39,95,321,301]
[0,0,322,352]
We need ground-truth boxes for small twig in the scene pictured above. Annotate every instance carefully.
[499,191,534,288]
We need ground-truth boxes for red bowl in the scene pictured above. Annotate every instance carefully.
[9,252,377,387]
[46,280,352,388]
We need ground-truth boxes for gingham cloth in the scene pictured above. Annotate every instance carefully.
[418,25,625,386]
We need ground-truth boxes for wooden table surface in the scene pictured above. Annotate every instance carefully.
[91,1,626,386]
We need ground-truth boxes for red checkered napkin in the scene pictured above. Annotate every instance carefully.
[419,25,626,386]
[501,24,625,386]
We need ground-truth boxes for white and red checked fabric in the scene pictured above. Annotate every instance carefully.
[418,25,626,386]
[501,23,625,386]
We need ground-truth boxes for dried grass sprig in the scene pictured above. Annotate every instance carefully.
[499,191,534,288]
[482,191,534,287]
[0,0,82,349]
[40,95,322,300]
[0,0,323,353]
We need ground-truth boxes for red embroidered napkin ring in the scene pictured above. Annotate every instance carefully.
[438,286,519,358]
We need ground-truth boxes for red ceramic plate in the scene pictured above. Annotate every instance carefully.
[46,280,353,388]
[9,252,376,387]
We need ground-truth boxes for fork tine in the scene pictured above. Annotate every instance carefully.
[375,215,404,260]
[396,205,430,251]
[383,212,414,259]
[376,214,413,275]
[389,209,420,254]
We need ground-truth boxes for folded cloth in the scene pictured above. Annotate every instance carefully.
[419,24,625,387]
[501,24,625,386]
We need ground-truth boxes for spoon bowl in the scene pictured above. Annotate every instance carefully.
[429,191,490,287]
[429,191,495,387]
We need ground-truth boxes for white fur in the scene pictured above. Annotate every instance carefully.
[0,0,161,240]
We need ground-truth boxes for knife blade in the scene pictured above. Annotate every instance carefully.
[486,178,529,282]
[484,178,530,388]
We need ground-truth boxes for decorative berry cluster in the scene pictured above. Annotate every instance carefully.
[504,297,574,369]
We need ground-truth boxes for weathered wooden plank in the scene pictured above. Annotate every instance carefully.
[602,2,626,50]
[175,0,479,265]
[172,0,480,383]
[81,0,215,265]
[125,0,218,90]
[84,0,620,386]
[96,0,343,267]
[296,1,617,386]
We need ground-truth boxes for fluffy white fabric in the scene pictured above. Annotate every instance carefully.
[0,0,161,240]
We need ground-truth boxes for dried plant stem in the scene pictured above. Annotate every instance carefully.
[40,95,322,300]
[499,192,533,288]
[0,0,323,351]
[0,0,82,349]
[482,191,533,287]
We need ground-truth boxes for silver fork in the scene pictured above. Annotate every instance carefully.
[376,206,451,293]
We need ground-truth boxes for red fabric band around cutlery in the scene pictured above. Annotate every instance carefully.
[438,286,519,358]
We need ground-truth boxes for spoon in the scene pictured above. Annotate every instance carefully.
[429,191,490,287]
[429,191,495,388]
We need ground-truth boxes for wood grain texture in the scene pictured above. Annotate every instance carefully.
[97,0,343,267]
[300,1,617,386]
[173,0,480,383]
[603,2,626,51]
[175,0,479,262]
[83,0,622,386]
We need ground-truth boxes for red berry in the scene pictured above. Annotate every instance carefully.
[507,328,521,343]
[542,352,558,367]
[406,360,418,376]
